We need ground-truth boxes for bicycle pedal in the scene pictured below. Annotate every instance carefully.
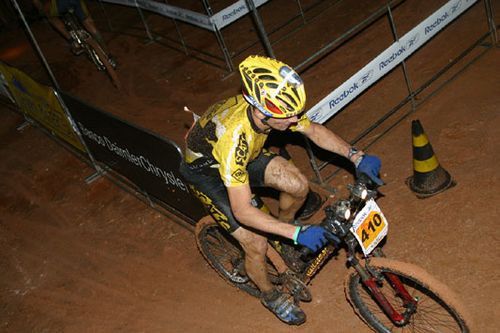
[70,42,84,56]
[71,47,84,56]
[108,56,118,69]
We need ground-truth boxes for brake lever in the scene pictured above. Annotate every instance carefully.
[356,172,385,199]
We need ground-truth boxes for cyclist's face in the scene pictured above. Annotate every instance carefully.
[267,115,299,131]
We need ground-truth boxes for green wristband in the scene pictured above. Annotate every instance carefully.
[293,226,301,245]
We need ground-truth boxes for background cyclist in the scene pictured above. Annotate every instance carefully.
[181,55,383,326]
[33,0,113,60]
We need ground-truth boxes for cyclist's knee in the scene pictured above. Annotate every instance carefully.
[285,171,309,199]
[82,17,98,34]
[266,159,309,198]
[297,173,310,197]
[233,228,268,257]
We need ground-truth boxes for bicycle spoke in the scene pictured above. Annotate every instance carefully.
[348,260,469,333]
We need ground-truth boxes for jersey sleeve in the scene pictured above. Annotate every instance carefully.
[289,114,312,132]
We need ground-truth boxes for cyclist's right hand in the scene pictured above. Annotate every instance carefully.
[356,154,384,186]
[293,225,333,252]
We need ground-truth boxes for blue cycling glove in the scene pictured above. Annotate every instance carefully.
[293,225,331,252]
[356,154,384,185]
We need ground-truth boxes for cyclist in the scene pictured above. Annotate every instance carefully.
[33,0,113,60]
[180,55,383,325]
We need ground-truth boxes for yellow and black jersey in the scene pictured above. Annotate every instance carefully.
[184,95,311,187]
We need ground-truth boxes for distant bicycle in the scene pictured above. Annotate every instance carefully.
[62,9,121,89]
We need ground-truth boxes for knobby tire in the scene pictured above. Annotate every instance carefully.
[195,216,279,298]
[85,38,121,89]
[345,257,472,333]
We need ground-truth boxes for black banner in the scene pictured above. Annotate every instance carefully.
[60,91,206,223]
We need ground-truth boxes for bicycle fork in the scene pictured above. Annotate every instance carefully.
[349,250,418,326]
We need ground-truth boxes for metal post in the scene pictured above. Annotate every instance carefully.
[134,0,155,43]
[483,0,498,45]
[296,0,306,25]
[202,0,234,72]
[245,0,275,58]
[304,137,324,185]
[164,0,188,55]
[97,0,114,33]
[9,0,60,91]
[53,90,105,181]
[387,4,417,111]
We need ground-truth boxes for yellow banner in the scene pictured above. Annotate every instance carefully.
[0,62,84,152]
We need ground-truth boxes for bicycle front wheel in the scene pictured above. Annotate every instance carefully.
[346,257,472,333]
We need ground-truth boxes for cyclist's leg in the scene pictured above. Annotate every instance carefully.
[231,228,273,292]
[181,162,306,325]
[233,227,305,325]
[180,163,275,291]
[49,16,71,40]
[46,0,71,40]
[246,151,304,271]
[76,0,110,54]
[249,150,309,223]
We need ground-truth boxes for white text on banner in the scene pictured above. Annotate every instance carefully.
[101,0,213,30]
[306,0,478,124]
[211,0,271,29]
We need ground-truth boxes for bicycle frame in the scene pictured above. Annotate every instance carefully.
[289,179,420,326]
[62,12,106,71]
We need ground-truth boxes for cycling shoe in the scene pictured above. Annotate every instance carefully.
[296,190,324,220]
[261,289,306,325]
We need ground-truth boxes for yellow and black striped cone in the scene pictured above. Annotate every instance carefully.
[406,120,455,198]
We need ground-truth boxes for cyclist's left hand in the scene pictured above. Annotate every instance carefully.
[294,225,334,252]
[356,154,384,185]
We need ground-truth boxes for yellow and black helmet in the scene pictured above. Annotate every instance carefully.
[239,55,306,118]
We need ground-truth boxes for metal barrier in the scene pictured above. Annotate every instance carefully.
[294,0,498,190]
[0,60,206,228]
[9,0,498,194]
[91,0,497,191]
[94,0,342,71]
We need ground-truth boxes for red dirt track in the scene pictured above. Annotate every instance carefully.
[1,0,499,332]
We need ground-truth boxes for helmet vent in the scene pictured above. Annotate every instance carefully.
[291,87,300,101]
[276,96,294,112]
[254,68,272,74]
[266,82,279,89]
[254,82,261,101]
[281,92,298,107]
[259,75,277,82]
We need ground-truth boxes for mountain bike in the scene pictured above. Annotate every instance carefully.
[62,10,121,89]
[195,174,472,332]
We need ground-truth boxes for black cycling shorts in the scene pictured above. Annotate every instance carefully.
[50,0,89,21]
[180,150,279,233]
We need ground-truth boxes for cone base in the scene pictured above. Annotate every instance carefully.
[406,167,456,198]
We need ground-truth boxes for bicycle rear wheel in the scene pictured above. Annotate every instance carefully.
[345,257,472,332]
[85,38,121,89]
[195,216,279,298]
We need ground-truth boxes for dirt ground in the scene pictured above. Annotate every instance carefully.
[1,0,499,332]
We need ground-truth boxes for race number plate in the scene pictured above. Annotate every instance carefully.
[350,199,388,256]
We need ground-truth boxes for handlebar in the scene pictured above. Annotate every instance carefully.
[298,172,382,256]
[356,172,382,191]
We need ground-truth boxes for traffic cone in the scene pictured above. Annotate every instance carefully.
[406,120,455,198]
